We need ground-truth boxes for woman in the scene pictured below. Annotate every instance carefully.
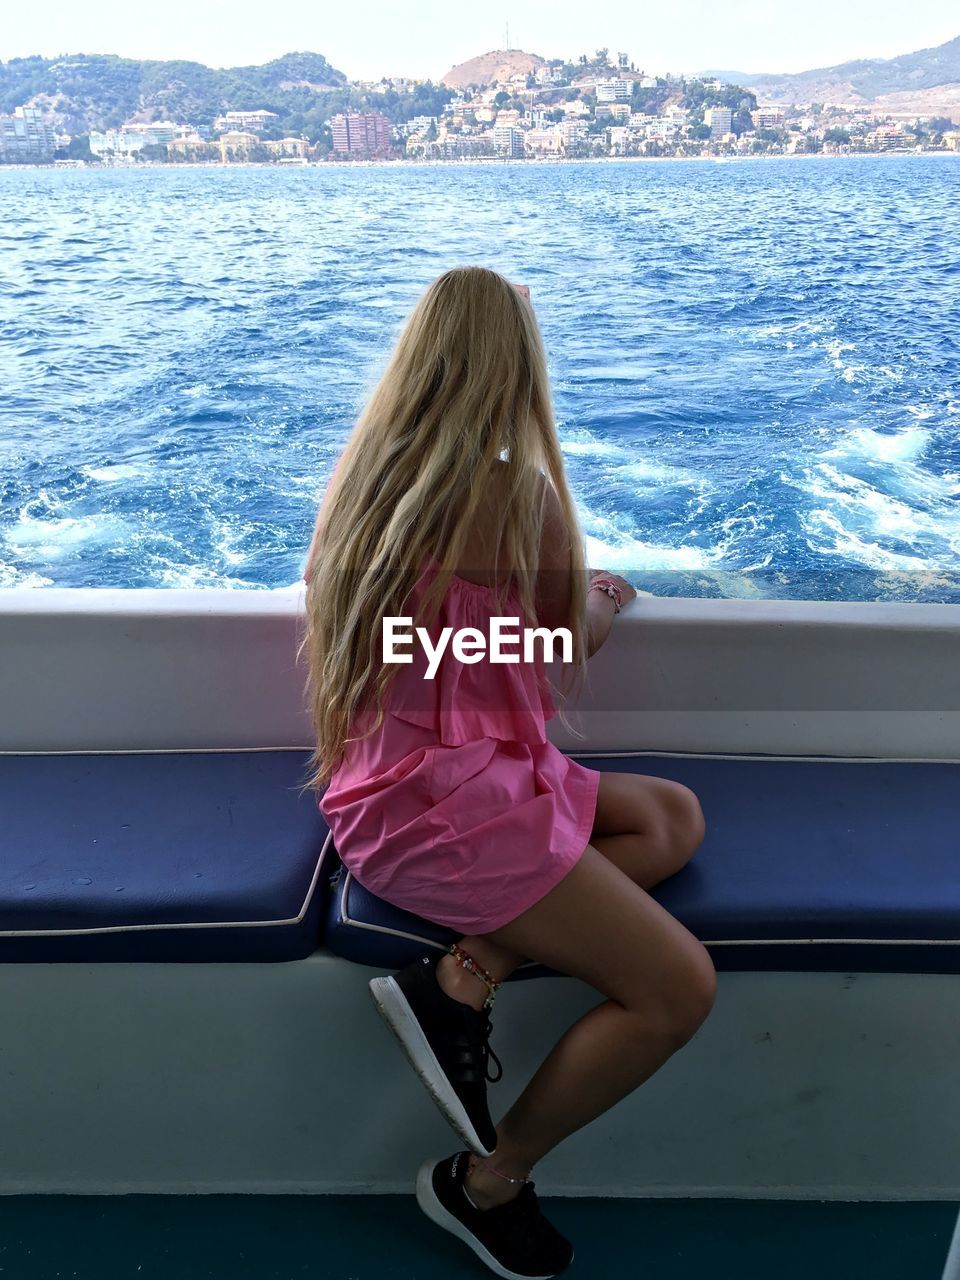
[300,266,713,1279]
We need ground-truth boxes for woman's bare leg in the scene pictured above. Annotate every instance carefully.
[436,774,705,1011]
[457,841,716,1208]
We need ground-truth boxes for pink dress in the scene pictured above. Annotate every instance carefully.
[313,556,600,934]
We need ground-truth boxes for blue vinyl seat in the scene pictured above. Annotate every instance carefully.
[0,751,331,962]
[323,752,960,980]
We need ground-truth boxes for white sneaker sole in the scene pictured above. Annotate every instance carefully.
[368,973,496,1157]
[415,1156,569,1280]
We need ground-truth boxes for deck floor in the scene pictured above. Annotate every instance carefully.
[0,1195,955,1278]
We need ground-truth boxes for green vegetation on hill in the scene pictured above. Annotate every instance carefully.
[0,50,454,144]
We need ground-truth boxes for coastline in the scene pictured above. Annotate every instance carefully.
[7,149,955,173]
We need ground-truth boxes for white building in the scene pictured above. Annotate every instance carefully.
[561,99,592,119]
[405,116,438,135]
[89,121,193,157]
[0,105,57,162]
[596,78,633,104]
[212,110,279,133]
[608,125,632,153]
[524,127,562,154]
[492,124,524,157]
[646,116,679,139]
[559,119,589,149]
[705,106,733,136]
[752,106,785,130]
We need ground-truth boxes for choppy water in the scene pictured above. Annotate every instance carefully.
[1,156,958,600]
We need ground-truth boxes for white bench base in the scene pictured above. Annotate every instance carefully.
[2,952,958,1199]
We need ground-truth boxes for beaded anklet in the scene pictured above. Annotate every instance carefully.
[448,942,501,1011]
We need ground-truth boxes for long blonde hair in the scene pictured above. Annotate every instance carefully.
[297,265,588,791]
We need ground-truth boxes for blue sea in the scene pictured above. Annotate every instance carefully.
[2,155,958,600]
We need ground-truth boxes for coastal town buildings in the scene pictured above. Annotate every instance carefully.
[212,109,279,133]
[2,49,957,167]
[167,134,218,160]
[89,121,194,157]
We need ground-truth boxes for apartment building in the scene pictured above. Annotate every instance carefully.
[524,127,563,154]
[212,110,279,133]
[492,123,525,157]
[559,119,589,150]
[265,137,310,158]
[329,112,393,157]
[218,130,260,161]
[705,106,733,136]
[596,78,633,103]
[0,106,57,162]
[863,125,908,149]
[646,116,680,139]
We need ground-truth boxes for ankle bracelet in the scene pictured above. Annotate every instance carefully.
[473,1155,533,1185]
[448,943,501,1010]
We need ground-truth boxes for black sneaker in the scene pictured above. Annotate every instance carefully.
[415,1149,575,1279]
[368,952,503,1156]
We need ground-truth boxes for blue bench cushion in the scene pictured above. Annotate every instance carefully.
[323,752,960,978]
[0,751,333,962]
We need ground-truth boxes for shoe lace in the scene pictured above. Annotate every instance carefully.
[479,1011,503,1084]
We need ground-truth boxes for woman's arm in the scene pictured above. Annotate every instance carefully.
[535,476,635,657]
[535,477,612,658]
[584,582,618,658]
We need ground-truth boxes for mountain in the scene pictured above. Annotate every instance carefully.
[0,51,349,136]
[699,32,960,114]
[441,48,549,91]
[695,69,759,84]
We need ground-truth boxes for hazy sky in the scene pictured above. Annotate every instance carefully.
[3,1,957,81]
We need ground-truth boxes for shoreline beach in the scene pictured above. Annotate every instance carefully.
[8,149,955,173]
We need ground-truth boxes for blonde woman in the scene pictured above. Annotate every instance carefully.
[300,266,713,1279]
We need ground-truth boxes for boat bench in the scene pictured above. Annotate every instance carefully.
[3,749,958,976]
[0,751,330,962]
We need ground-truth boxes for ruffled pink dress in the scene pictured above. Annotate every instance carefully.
[313,556,600,934]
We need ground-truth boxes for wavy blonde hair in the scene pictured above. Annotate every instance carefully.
[297,264,588,792]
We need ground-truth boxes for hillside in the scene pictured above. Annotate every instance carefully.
[441,48,549,90]
[701,31,960,110]
[0,51,351,136]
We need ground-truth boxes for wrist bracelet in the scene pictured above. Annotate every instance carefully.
[588,578,622,613]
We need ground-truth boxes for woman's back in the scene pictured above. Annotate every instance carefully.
[317,533,600,938]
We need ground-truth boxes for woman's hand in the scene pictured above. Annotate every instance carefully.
[588,569,637,609]
[512,282,531,303]
[583,570,636,658]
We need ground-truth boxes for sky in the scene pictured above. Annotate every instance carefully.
[2,1,957,82]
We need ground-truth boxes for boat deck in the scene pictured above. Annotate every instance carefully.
[2,1194,957,1278]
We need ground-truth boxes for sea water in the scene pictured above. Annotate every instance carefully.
[1,155,957,600]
